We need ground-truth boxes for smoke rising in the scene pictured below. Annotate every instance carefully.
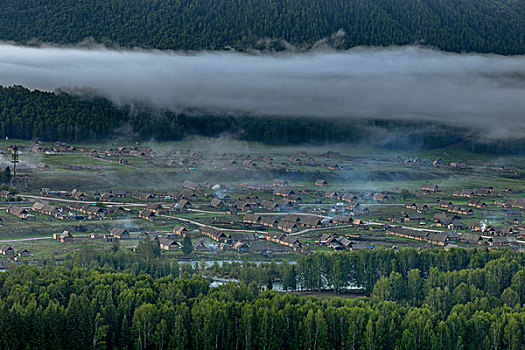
[0,43,524,138]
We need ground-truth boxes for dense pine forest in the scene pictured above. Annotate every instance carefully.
[2,85,525,154]
[0,0,523,54]
[0,247,524,349]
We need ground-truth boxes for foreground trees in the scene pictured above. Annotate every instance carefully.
[0,248,523,349]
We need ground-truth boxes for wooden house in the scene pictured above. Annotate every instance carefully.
[193,238,207,251]
[332,215,353,224]
[386,227,428,241]
[139,210,156,221]
[132,192,155,201]
[210,198,225,208]
[17,249,30,257]
[460,233,483,245]
[421,183,439,192]
[182,180,200,191]
[261,216,279,227]
[145,203,163,214]
[110,228,130,239]
[54,231,74,243]
[424,232,450,246]
[299,215,330,228]
[315,179,328,187]
[261,200,280,211]
[489,236,516,246]
[172,226,188,236]
[243,214,262,224]
[0,245,14,256]
[277,221,298,233]
[71,189,86,201]
[273,188,295,197]
[201,226,229,242]
[230,232,258,242]
[373,193,390,202]
[111,189,127,198]
[6,205,30,219]
[404,213,426,222]
[100,192,115,202]
[439,201,453,208]
[159,238,180,251]
[172,199,192,212]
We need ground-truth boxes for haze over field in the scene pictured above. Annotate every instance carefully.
[1,43,524,137]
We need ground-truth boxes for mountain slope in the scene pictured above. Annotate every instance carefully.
[0,0,523,54]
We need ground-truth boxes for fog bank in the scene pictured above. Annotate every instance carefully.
[0,44,524,138]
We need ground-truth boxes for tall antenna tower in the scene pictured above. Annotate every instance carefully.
[11,145,19,178]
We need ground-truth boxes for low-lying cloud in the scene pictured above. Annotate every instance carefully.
[0,43,524,138]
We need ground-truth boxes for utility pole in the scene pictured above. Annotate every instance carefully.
[11,145,19,178]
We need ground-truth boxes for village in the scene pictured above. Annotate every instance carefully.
[0,138,524,266]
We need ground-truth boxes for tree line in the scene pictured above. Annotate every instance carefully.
[2,85,525,154]
[0,247,524,349]
[0,0,523,54]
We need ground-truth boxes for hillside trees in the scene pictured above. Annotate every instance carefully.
[0,0,523,54]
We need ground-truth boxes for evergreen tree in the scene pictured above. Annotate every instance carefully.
[182,235,193,255]
[266,272,273,290]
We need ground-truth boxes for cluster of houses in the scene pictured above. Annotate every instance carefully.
[158,149,346,172]
[447,205,474,216]
[68,202,107,218]
[40,188,127,202]
[0,245,30,257]
[319,234,373,251]
[89,228,131,242]
[30,202,112,221]
[91,144,153,159]
[495,198,525,210]
[452,187,493,198]
[387,227,459,246]
[32,202,73,220]
[242,213,337,233]
[399,156,467,170]
[405,203,429,212]
[467,223,515,236]
[6,205,34,220]
[198,224,304,254]
[433,213,465,230]
[31,141,87,154]
[136,203,163,221]
[386,226,517,247]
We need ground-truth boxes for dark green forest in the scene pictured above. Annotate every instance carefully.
[0,246,524,349]
[0,86,124,141]
[0,0,523,54]
[2,85,525,154]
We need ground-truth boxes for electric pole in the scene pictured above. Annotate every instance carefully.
[11,145,19,178]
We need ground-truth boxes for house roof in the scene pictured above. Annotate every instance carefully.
[159,238,179,246]
[261,216,279,225]
[461,233,482,243]
[300,215,325,226]
[278,221,298,230]
[332,215,352,223]
[283,214,301,223]
[425,232,449,243]
[110,228,129,236]
[230,232,258,242]
[243,213,261,222]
